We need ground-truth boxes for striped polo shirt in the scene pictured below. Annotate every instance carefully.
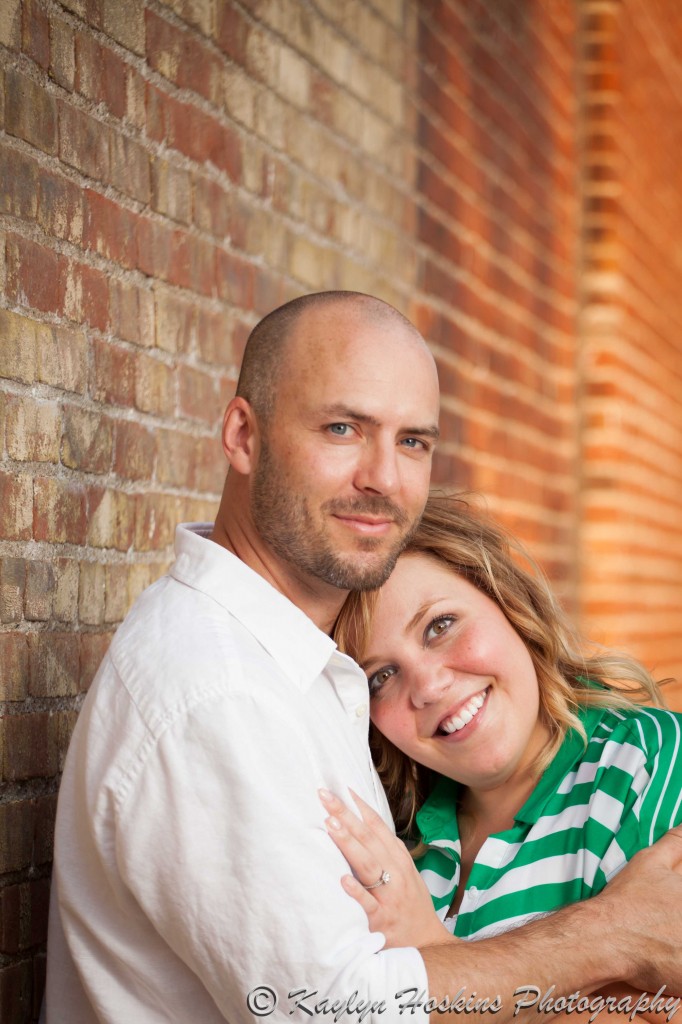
[415,703,682,940]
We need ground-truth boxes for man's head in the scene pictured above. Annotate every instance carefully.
[218,291,440,607]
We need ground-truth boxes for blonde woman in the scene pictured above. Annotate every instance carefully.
[321,495,681,1009]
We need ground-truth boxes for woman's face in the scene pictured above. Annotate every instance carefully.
[361,552,550,794]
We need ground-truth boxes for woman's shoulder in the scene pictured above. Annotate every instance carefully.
[582,701,682,764]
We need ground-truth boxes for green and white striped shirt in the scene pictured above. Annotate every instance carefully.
[415,703,682,940]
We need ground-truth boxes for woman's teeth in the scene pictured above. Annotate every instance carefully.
[439,689,487,734]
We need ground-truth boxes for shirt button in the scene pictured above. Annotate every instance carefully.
[468,886,479,897]
[355,703,367,717]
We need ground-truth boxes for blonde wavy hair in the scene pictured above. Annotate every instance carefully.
[333,493,670,835]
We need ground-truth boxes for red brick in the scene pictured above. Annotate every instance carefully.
[80,632,112,690]
[22,0,50,68]
[83,189,138,267]
[215,4,250,66]
[0,633,29,701]
[113,419,156,481]
[167,230,216,295]
[191,173,231,239]
[92,339,136,407]
[65,261,111,332]
[0,559,26,626]
[0,472,33,541]
[59,100,110,181]
[215,249,255,308]
[1,713,59,781]
[178,364,222,425]
[5,68,58,154]
[146,83,242,181]
[0,885,22,954]
[33,477,87,545]
[61,405,114,473]
[195,306,234,366]
[135,215,175,280]
[146,9,222,104]
[5,234,68,315]
[28,633,80,697]
[24,561,55,621]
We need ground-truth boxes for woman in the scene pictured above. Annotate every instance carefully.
[322,494,682,953]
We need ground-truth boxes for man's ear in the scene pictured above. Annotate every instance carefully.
[221,397,260,475]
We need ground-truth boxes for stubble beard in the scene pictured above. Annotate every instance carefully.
[250,440,419,591]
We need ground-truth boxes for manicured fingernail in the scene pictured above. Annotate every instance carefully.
[326,815,342,831]
[319,788,335,804]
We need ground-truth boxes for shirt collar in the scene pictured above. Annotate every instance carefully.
[169,523,338,692]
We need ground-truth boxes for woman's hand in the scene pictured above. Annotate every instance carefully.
[319,788,452,949]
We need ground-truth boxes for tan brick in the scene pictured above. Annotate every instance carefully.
[102,0,145,55]
[53,558,79,622]
[109,130,151,203]
[24,562,54,621]
[5,396,61,463]
[134,353,175,417]
[0,309,38,384]
[135,493,179,551]
[37,324,88,394]
[33,477,87,545]
[0,0,21,48]
[178,364,222,425]
[156,428,197,488]
[110,280,155,347]
[49,15,76,90]
[0,559,26,625]
[151,157,192,224]
[104,563,130,623]
[56,709,79,770]
[158,0,215,36]
[0,472,33,541]
[5,68,57,154]
[126,562,154,606]
[28,633,80,697]
[78,561,106,625]
[61,405,114,472]
[154,286,196,354]
[87,488,136,550]
[0,633,29,701]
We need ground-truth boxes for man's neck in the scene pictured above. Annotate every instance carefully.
[211,515,347,635]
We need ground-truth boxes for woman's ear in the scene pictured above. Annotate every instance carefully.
[221,397,260,475]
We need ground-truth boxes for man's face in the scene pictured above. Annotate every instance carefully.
[249,306,440,592]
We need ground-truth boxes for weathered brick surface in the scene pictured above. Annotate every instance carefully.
[2,2,681,1018]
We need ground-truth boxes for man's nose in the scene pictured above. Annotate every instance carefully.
[354,439,400,495]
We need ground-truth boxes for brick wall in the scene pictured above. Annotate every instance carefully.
[1,0,681,1019]
[578,0,682,706]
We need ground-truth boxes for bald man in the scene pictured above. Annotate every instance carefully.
[44,292,682,1023]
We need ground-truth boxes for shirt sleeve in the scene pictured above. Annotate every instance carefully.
[115,687,430,1023]
[600,708,682,881]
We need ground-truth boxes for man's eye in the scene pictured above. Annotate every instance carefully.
[367,666,396,695]
[328,423,352,436]
[425,616,455,642]
[401,437,427,450]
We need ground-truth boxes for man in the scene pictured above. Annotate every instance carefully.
[44,292,682,1022]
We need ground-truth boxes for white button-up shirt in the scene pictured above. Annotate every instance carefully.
[44,524,428,1023]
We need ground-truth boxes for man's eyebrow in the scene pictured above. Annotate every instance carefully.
[319,405,440,439]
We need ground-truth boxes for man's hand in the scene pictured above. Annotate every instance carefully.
[594,825,682,993]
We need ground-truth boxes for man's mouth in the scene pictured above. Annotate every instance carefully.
[333,513,394,535]
[436,687,489,735]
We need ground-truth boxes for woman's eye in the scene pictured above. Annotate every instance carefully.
[425,615,455,641]
[367,666,395,695]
